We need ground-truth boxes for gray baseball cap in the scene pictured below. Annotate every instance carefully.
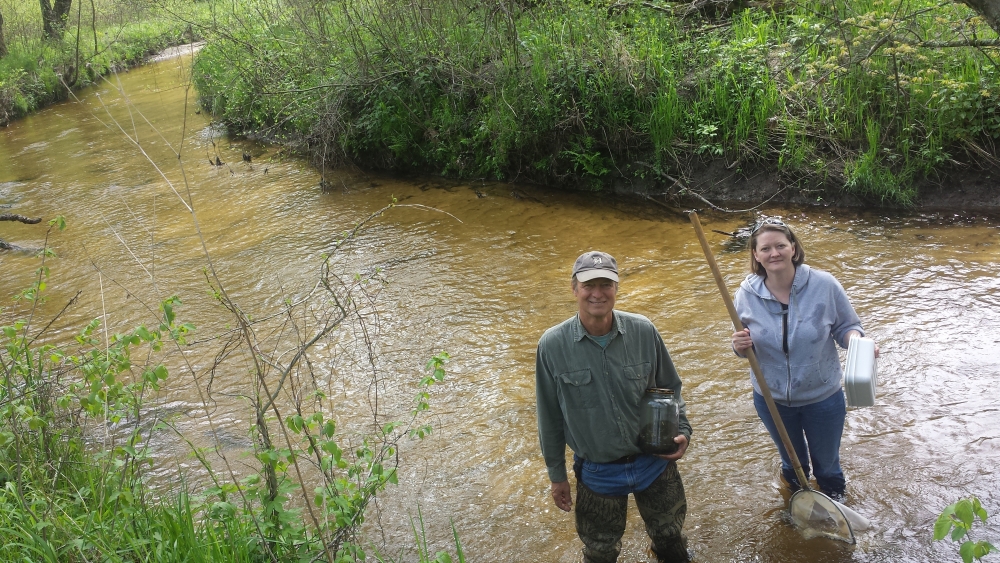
[572,251,619,282]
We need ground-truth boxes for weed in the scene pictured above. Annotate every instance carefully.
[935,497,997,563]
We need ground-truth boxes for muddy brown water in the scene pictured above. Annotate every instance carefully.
[2,52,999,563]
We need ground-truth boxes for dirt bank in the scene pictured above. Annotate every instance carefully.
[626,160,1000,214]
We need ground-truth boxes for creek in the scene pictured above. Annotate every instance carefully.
[2,50,999,563]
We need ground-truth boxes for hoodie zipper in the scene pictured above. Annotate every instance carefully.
[781,301,791,404]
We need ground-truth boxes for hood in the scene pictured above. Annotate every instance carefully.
[739,263,813,300]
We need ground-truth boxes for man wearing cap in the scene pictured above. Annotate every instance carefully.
[536,251,692,563]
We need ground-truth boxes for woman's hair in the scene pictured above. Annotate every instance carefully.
[748,219,806,277]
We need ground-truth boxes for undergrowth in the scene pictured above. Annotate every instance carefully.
[191,0,1000,206]
[0,0,203,125]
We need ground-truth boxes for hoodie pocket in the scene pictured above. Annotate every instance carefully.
[791,361,830,397]
[557,369,597,410]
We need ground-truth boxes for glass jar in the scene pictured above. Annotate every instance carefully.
[638,388,679,455]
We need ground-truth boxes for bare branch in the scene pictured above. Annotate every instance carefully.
[0,214,43,224]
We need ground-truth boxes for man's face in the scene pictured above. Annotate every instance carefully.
[573,277,618,319]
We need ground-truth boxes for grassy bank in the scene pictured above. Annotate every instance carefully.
[0,0,204,125]
[192,0,999,206]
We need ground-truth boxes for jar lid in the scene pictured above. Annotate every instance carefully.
[646,388,674,395]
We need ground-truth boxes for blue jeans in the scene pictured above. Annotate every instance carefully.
[753,390,846,496]
[574,454,668,496]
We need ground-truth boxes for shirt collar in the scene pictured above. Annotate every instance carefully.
[572,310,625,342]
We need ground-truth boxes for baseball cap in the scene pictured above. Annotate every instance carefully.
[572,251,619,282]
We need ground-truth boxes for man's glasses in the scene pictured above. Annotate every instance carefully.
[751,217,787,234]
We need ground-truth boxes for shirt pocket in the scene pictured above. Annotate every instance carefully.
[623,362,651,398]
[557,369,597,410]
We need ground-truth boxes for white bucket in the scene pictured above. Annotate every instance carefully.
[844,337,877,407]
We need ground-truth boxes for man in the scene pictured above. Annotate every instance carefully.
[535,251,692,563]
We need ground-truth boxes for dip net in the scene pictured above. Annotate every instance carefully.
[789,490,856,543]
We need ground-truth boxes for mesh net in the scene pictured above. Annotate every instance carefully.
[788,490,856,543]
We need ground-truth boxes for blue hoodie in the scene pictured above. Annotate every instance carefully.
[734,264,864,407]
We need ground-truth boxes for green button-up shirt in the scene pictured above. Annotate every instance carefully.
[535,310,692,483]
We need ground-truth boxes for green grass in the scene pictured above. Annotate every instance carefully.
[0,0,205,124]
[189,0,999,206]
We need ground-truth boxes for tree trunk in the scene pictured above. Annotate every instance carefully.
[39,0,72,40]
[0,9,8,58]
[959,0,1000,33]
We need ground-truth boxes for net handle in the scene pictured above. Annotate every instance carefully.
[688,211,811,488]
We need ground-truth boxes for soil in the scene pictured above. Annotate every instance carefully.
[653,159,1000,213]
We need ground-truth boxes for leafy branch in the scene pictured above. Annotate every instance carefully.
[935,497,997,563]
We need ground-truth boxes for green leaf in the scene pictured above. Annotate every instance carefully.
[322,421,336,437]
[935,508,956,540]
[322,440,342,460]
[959,541,974,563]
[972,498,988,522]
[956,499,975,527]
[973,541,994,559]
[976,507,989,522]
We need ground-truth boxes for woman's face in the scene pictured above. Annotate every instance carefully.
[752,230,796,277]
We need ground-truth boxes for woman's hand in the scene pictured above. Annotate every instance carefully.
[732,328,753,356]
[846,330,880,358]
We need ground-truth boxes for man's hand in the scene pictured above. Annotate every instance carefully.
[656,434,689,462]
[551,480,573,512]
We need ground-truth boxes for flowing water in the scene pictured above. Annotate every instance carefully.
[2,50,999,563]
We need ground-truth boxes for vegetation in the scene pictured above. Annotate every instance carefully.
[0,0,202,125]
[3,0,997,204]
[936,497,997,563]
[191,0,1000,206]
[0,209,463,561]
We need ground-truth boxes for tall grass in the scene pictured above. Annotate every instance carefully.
[0,0,204,124]
[191,0,999,205]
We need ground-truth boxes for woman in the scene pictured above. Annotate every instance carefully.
[731,217,877,501]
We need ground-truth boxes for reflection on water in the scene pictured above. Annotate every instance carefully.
[2,54,1000,563]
